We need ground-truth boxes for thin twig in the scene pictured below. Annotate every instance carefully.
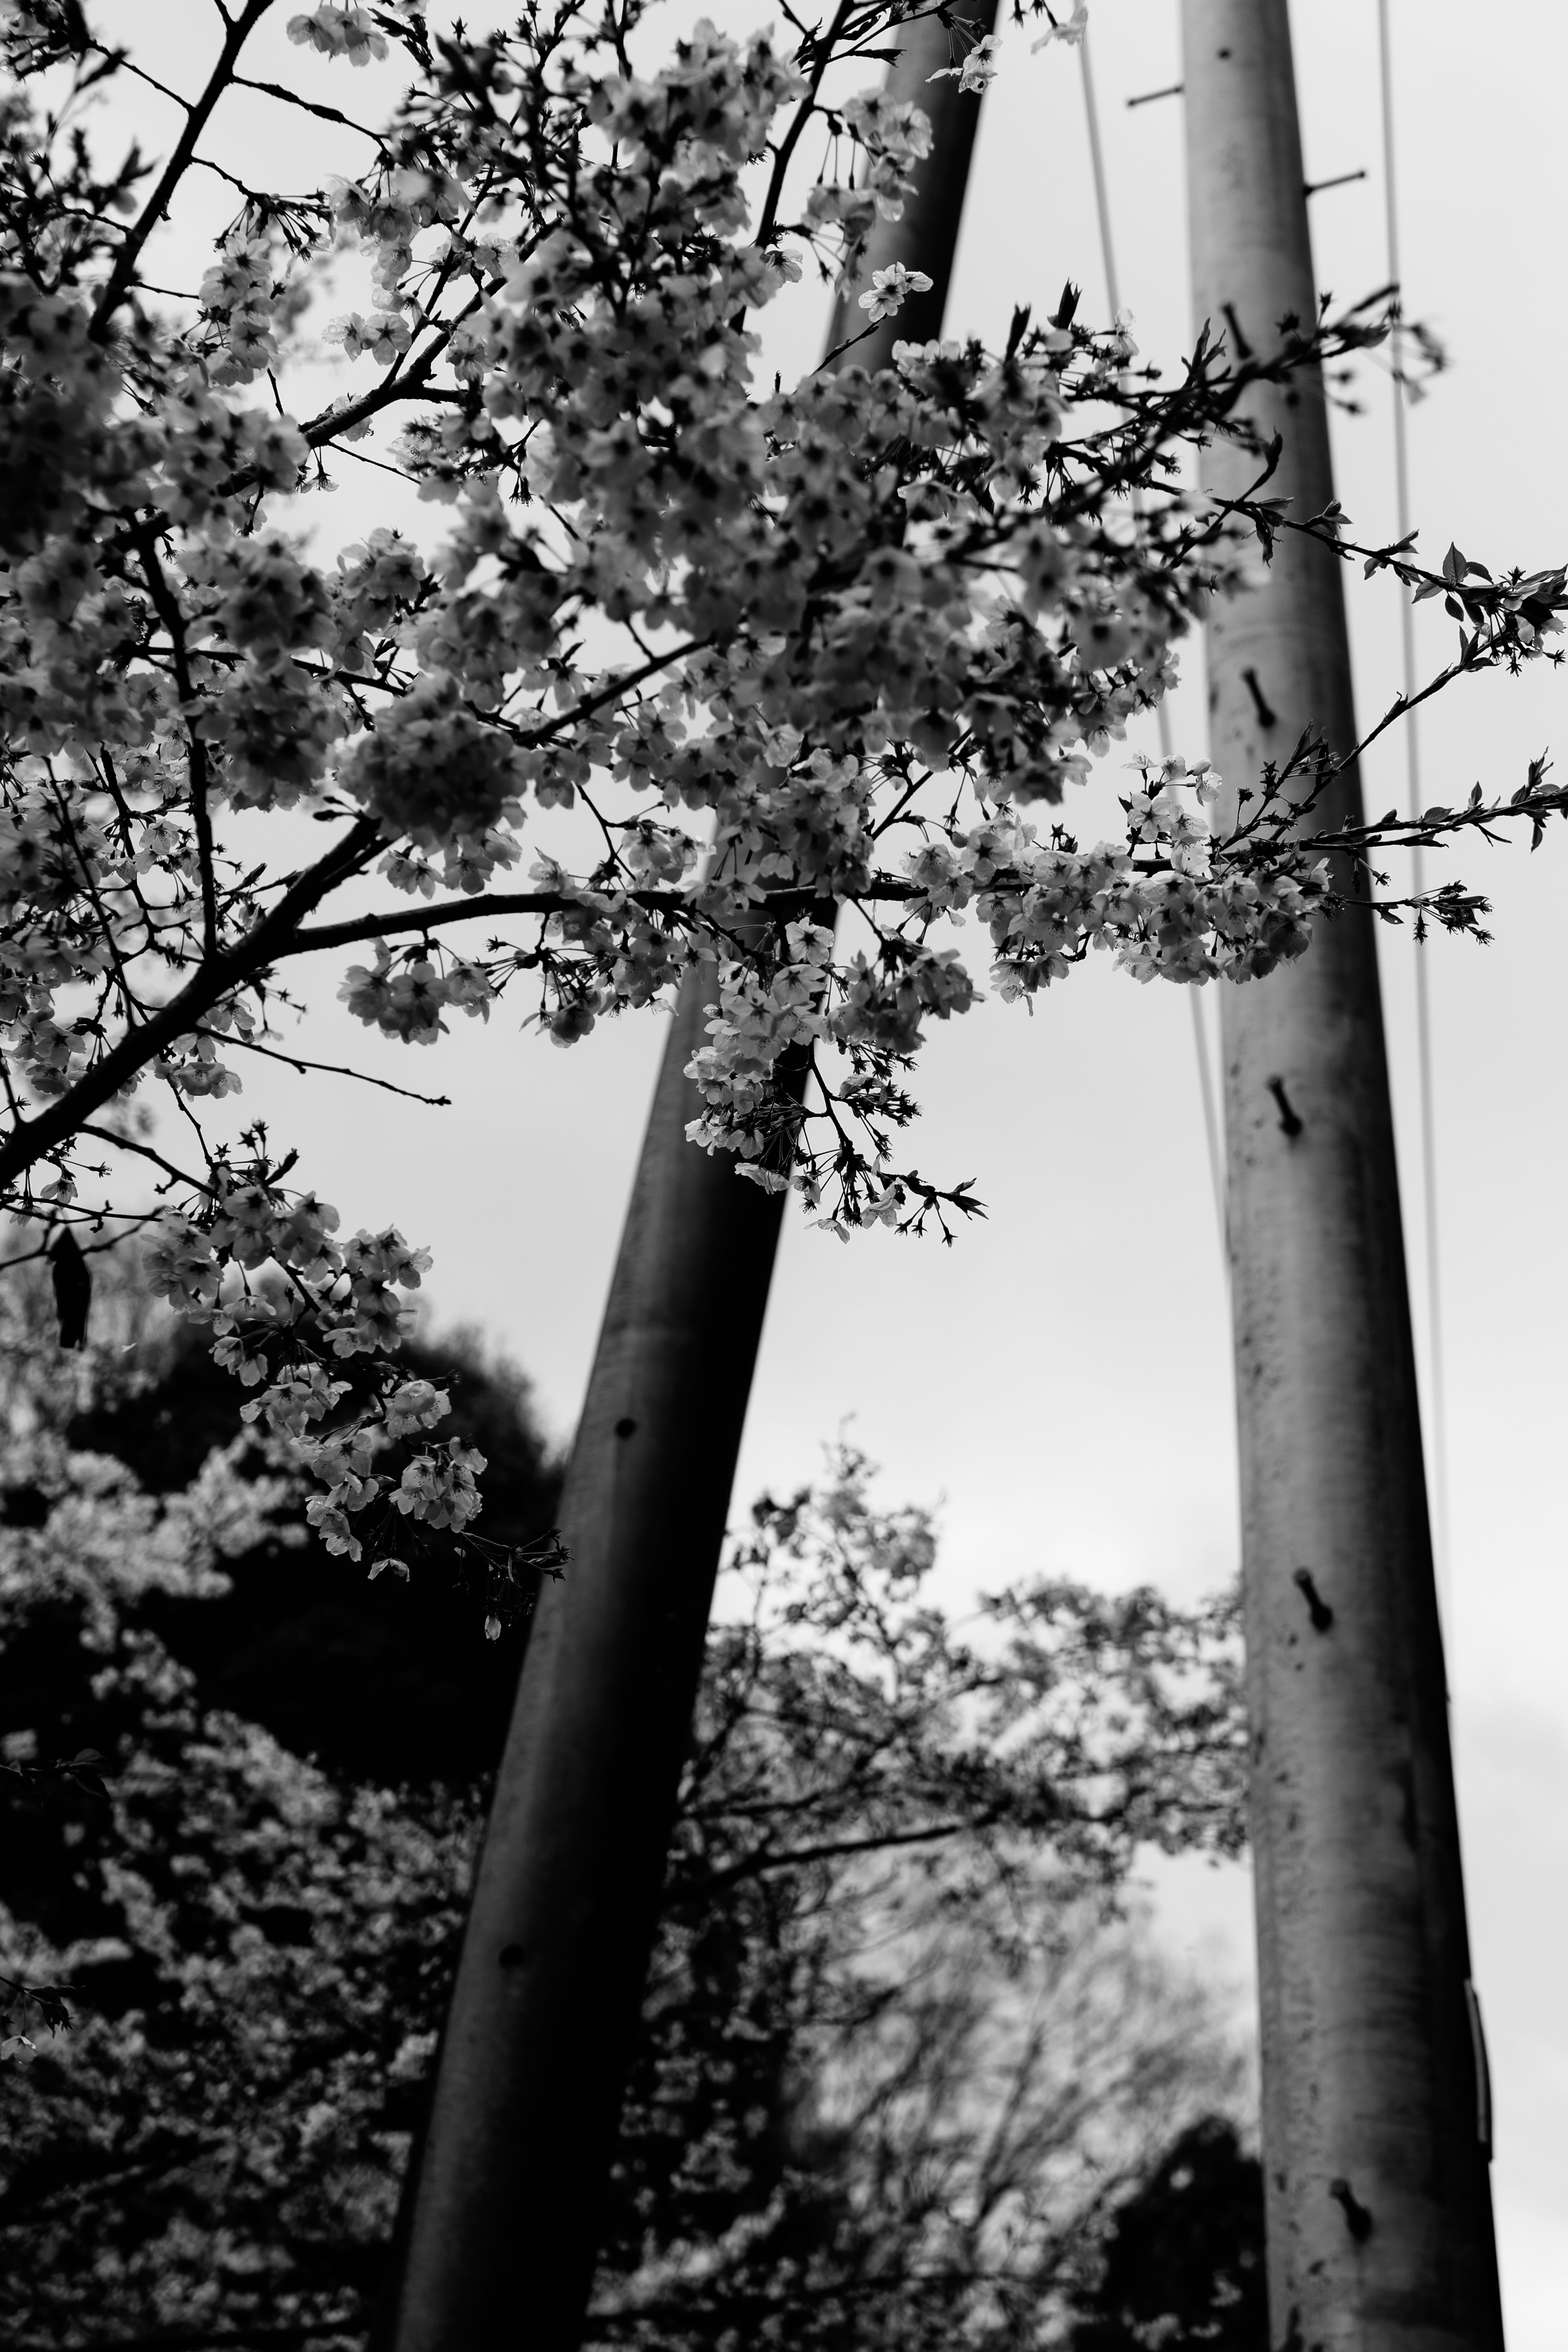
[197,1027,453,1106]
[78,1123,215,1196]
[0,815,381,1194]
[89,0,274,342]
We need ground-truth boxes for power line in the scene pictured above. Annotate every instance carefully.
[1079,27,1122,319]
[1077,26,1228,1263]
[1080,12,1446,1502]
[1376,0,1450,1595]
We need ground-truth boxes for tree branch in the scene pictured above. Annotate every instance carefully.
[279,881,916,959]
[0,818,381,1197]
[88,0,275,343]
[198,1027,454,1106]
[670,1812,996,1902]
[3,2326,358,2352]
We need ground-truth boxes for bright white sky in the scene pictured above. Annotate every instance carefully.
[97,0,1568,2333]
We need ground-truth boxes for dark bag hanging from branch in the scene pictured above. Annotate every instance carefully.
[50,1229,91,1351]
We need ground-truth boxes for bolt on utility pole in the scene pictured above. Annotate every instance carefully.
[1180,3,1503,2345]
[381,14,997,2351]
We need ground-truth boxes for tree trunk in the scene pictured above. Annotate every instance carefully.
[381,13,997,2348]
[1180,4,1503,2345]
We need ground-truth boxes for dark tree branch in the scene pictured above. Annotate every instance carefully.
[670,1811,1001,1902]
[0,818,381,1196]
[89,0,275,342]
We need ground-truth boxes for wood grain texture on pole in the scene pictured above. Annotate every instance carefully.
[381,13,996,2348]
[1180,4,1503,2346]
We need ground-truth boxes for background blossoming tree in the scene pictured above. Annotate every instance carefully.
[2,0,1562,1568]
[0,1262,1259,2350]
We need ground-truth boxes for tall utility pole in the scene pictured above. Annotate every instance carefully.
[382,14,997,2350]
[1181,5,1503,2346]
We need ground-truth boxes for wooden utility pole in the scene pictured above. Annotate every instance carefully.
[1181,4,1503,2345]
[381,14,996,2349]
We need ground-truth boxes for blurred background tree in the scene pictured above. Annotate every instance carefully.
[0,1256,1264,2350]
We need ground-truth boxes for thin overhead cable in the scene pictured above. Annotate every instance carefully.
[1076,26,1228,1259]
[1376,0,1450,1586]
[1078,28,1122,322]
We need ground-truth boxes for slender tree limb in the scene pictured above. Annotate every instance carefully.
[196,1027,454,1106]
[78,1122,218,1194]
[88,0,275,343]
[0,817,380,1195]
[670,1811,1005,1901]
[4,2327,357,2352]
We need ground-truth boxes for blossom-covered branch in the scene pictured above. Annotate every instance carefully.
[2,0,1563,1549]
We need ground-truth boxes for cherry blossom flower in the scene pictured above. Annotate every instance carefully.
[858,263,935,322]
[1033,4,1090,52]
[929,33,1003,94]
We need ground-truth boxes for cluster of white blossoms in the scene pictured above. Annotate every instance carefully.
[860,263,934,321]
[140,1178,481,1559]
[1,0,1563,1527]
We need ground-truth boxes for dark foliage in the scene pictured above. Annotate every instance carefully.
[1,1315,559,2062]
[1068,2115,1268,2351]
[65,1323,563,1784]
[2,1311,1256,2351]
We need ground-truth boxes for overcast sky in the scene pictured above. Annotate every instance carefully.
[117,2,1568,2334]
